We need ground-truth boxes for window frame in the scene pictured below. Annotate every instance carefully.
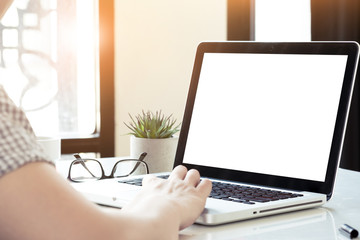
[61,0,114,157]
[227,0,255,41]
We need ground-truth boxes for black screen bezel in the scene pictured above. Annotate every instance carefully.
[174,41,359,200]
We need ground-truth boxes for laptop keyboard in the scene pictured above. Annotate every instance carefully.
[210,181,303,205]
[118,175,304,205]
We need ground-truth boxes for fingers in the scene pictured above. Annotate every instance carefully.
[169,166,200,186]
[170,166,212,195]
[143,165,212,198]
[196,178,212,198]
[168,165,187,181]
[182,169,212,198]
[142,166,188,187]
[184,169,200,186]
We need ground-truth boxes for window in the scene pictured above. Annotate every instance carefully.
[255,0,311,41]
[0,0,114,157]
[0,0,97,136]
[227,0,311,42]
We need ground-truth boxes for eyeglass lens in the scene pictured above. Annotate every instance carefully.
[113,160,148,177]
[70,160,103,181]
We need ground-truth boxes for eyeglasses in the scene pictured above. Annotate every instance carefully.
[67,152,149,182]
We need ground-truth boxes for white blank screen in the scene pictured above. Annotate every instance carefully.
[183,53,348,182]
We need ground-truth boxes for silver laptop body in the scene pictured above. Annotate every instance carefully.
[71,41,359,225]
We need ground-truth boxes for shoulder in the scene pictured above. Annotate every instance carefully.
[0,86,54,178]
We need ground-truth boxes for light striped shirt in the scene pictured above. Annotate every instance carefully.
[0,86,54,178]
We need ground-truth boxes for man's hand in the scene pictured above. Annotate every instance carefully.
[122,165,212,233]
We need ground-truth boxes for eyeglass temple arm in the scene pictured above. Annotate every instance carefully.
[127,152,148,176]
[138,152,147,161]
[74,154,97,178]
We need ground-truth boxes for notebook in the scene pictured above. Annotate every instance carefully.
[70,41,359,225]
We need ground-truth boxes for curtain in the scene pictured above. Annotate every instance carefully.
[311,0,360,171]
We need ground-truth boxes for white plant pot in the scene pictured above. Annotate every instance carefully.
[130,135,179,173]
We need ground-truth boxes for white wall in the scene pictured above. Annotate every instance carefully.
[114,0,227,156]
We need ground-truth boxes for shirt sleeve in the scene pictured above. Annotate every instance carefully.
[0,86,54,178]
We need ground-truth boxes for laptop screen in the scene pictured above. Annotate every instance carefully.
[175,42,359,197]
[183,52,347,182]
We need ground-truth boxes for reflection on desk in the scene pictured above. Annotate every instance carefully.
[56,160,360,240]
[180,208,335,240]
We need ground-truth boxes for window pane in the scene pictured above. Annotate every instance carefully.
[255,0,311,41]
[0,0,98,137]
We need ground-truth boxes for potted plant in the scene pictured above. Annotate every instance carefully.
[124,110,181,173]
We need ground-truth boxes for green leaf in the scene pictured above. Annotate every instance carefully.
[124,110,181,138]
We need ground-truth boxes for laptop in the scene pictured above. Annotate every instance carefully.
[70,41,359,225]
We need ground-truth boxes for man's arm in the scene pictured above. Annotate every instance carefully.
[0,162,211,240]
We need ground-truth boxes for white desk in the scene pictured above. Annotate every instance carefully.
[56,159,360,240]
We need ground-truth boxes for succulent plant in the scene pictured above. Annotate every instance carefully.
[124,110,181,138]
